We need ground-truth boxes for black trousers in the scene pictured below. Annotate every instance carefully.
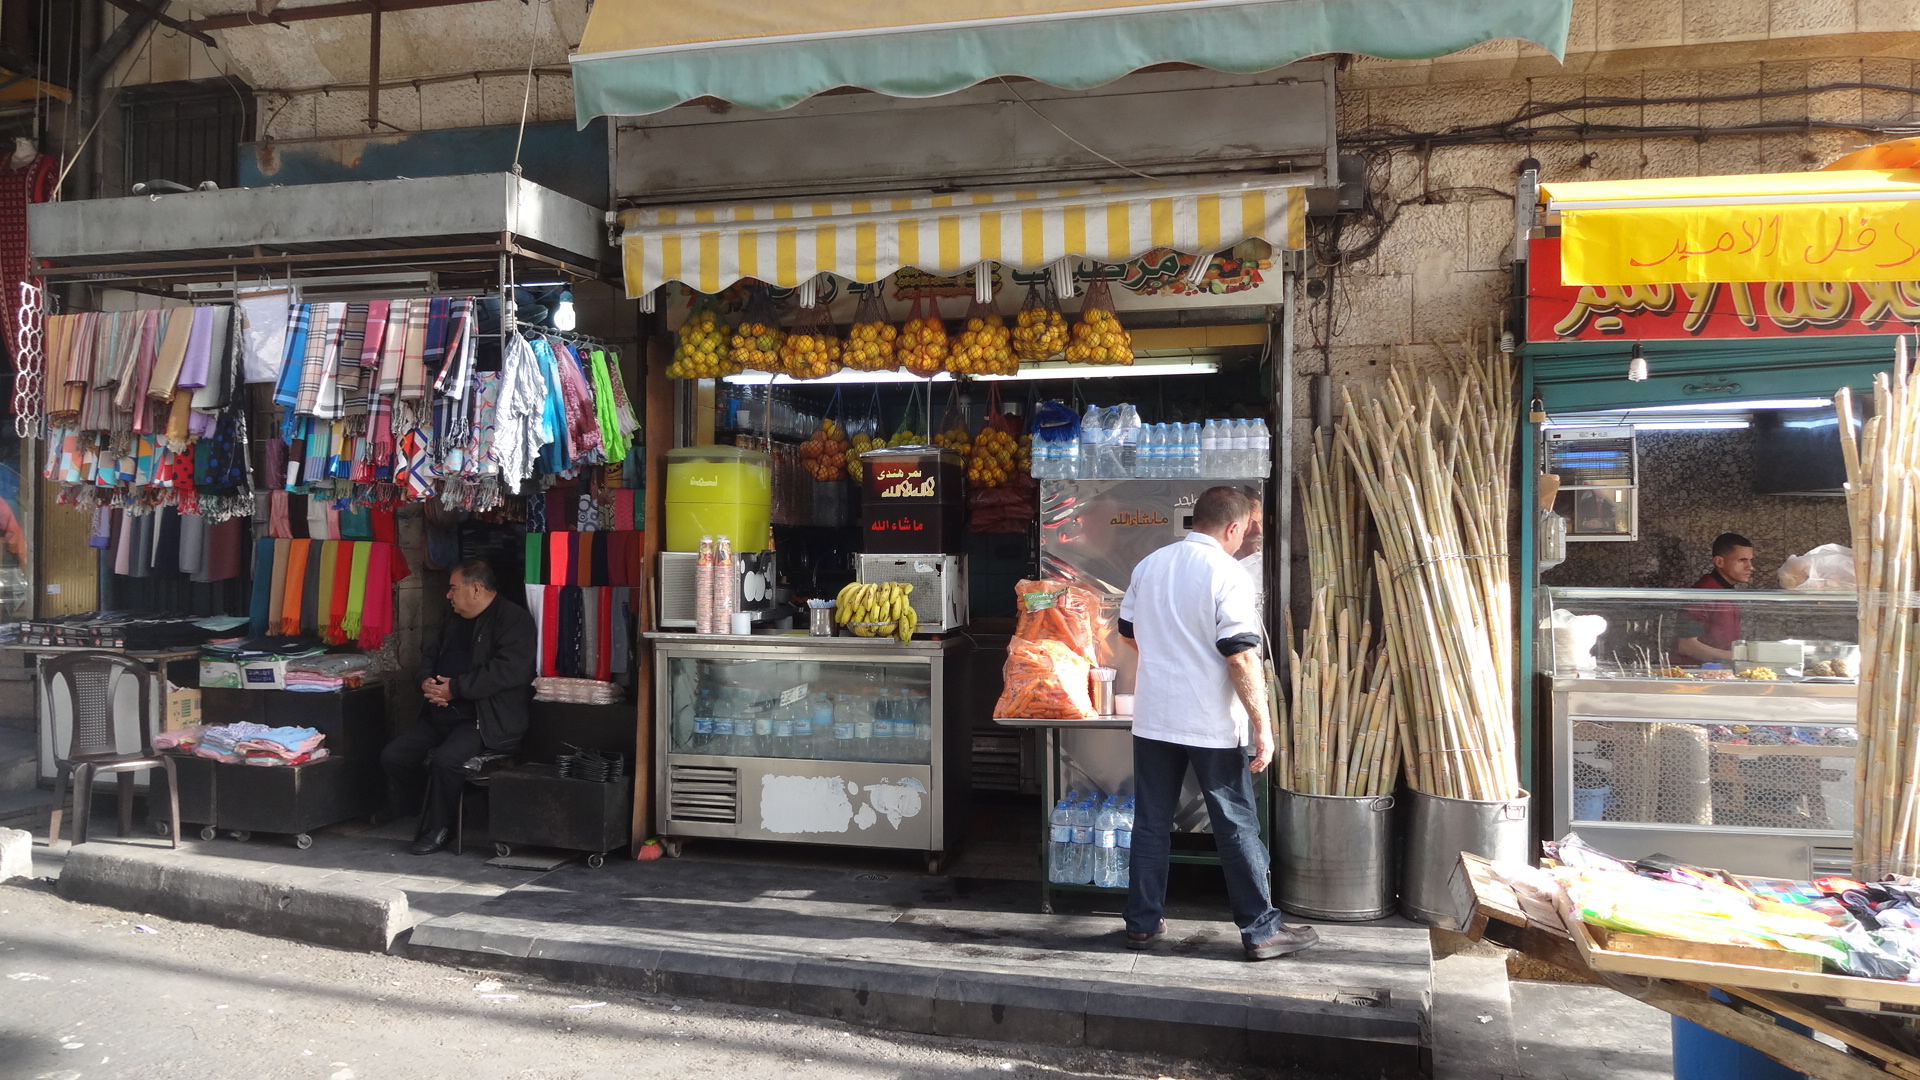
[380,711,485,835]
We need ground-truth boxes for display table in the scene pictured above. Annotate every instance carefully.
[150,685,387,846]
[994,715,1270,914]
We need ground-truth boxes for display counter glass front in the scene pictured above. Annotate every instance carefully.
[650,633,968,867]
[1541,587,1859,879]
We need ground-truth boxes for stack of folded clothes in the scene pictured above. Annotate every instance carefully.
[192,722,327,765]
[284,653,373,693]
[152,725,206,752]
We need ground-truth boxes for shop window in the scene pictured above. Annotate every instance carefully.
[120,80,253,195]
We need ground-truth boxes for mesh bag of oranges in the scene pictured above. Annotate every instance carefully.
[844,286,899,372]
[778,300,843,380]
[728,285,786,373]
[844,390,882,481]
[801,393,852,481]
[1065,274,1134,366]
[1011,279,1069,362]
[949,298,1016,377]
[931,387,971,459]
[897,296,949,377]
[665,297,738,379]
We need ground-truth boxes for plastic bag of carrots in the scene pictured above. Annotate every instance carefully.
[993,579,1106,720]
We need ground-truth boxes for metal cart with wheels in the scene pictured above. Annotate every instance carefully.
[488,764,632,868]
[152,752,381,848]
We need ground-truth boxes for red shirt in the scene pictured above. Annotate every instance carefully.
[1678,571,1741,656]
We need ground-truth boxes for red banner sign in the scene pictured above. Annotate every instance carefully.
[1527,236,1920,341]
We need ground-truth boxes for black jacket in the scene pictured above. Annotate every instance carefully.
[415,596,538,753]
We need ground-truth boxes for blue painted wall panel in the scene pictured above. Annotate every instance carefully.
[239,119,608,208]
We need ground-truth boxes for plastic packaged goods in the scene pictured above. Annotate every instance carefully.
[1077,404,1101,479]
[1226,419,1249,476]
[1250,418,1272,478]
[844,286,899,372]
[1013,280,1069,362]
[713,534,736,636]
[1100,404,1139,478]
[1068,797,1096,883]
[1048,796,1078,883]
[695,535,716,634]
[993,579,1106,720]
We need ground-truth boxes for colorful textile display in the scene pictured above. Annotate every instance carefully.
[523,583,637,685]
[247,537,411,644]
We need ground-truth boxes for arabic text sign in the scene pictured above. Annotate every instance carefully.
[1527,237,1920,341]
[1560,200,1920,286]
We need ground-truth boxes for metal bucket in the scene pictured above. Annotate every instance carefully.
[1399,788,1531,928]
[1275,789,1396,921]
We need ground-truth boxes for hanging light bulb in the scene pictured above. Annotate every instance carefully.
[553,288,576,331]
[1627,343,1648,382]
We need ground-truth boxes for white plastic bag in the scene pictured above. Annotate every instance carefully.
[1779,544,1856,590]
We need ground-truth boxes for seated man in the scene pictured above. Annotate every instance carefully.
[380,558,537,855]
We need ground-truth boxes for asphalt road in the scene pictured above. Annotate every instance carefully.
[0,880,1282,1080]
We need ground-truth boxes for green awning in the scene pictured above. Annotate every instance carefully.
[570,0,1573,122]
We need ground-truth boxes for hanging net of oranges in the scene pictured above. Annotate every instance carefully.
[802,414,851,480]
[1011,280,1069,362]
[778,301,843,380]
[1065,274,1134,366]
[729,285,786,373]
[665,298,737,379]
[897,296,949,377]
[949,298,1016,377]
[844,286,899,372]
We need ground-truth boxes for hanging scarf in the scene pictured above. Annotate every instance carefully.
[297,302,345,418]
[300,539,323,635]
[587,348,629,462]
[268,538,291,634]
[316,539,338,638]
[274,304,312,409]
[249,537,277,635]
[595,587,614,682]
[147,307,193,402]
[342,540,372,642]
[381,299,412,397]
[541,583,563,676]
[326,540,353,644]
[280,538,311,635]
[525,532,545,584]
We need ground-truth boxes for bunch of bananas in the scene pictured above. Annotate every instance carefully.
[968,427,1019,488]
[898,314,949,376]
[932,426,972,456]
[834,580,918,643]
[1065,307,1133,366]
[1012,305,1068,361]
[779,330,842,379]
[948,314,1014,376]
[845,320,898,371]
[802,419,851,480]
[730,319,785,372]
[846,431,879,481]
[666,309,735,379]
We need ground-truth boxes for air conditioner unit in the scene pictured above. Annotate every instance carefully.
[1544,427,1638,542]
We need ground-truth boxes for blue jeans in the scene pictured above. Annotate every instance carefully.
[1123,735,1284,946]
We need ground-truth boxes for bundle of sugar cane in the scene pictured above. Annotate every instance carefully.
[1282,428,1400,797]
[1338,336,1520,802]
[1837,336,1920,879]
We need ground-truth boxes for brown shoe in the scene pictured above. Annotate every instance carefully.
[1126,920,1167,950]
[1246,923,1319,960]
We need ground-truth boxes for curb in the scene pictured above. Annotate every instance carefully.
[405,928,1425,1074]
[57,845,408,952]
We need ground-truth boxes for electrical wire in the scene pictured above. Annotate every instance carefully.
[995,76,1162,183]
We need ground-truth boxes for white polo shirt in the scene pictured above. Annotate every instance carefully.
[1120,531,1263,749]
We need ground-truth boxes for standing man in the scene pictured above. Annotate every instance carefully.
[380,558,537,855]
[1673,532,1755,663]
[1118,486,1317,960]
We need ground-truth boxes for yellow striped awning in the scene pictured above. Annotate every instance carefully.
[616,178,1310,298]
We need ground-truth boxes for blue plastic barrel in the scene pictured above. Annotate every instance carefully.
[1671,1016,1810,1080]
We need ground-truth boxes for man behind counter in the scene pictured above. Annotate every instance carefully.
[1673,532,1755,663]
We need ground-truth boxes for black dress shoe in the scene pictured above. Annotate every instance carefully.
[410,827,451,856]
[1246,922,1319,960]
[1125,919,1167,950]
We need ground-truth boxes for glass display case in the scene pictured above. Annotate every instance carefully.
[649,633,968,868]
[1541,587,1859,879]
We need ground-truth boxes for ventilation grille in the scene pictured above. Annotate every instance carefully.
[1812,846,1855,876]
[659,552,699,628]
[855,554,969,631]
[668,764,739,824]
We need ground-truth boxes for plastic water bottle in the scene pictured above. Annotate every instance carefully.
[1068,797,1096,883]
[1181,423,1200,477]
[873,689,894,747]
[1155,423,1172,478]
[832,693,857,760]
[1049,794,1078,883]
[1199,420,1219,477]
[1249,418,1271,478]
[1114,798,1134,887]
[1115,404,1140,478]
[1132,423,1153,478]
[1079,405,1101,479]
[1092,797,1119,887]
[771,697,794,757]
[710,689,736,751]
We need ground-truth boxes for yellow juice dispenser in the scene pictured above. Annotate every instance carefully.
[665,446,772,552]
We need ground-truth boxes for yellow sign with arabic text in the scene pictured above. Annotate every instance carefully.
[1560,202,1920,286]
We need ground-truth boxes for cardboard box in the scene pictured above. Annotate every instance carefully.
[163,684,202,731]
[199,660,243,690]
[240,659,288,691]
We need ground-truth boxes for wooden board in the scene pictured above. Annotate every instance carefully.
[1588,924,1823,973]
[1728,987,1920,1078]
